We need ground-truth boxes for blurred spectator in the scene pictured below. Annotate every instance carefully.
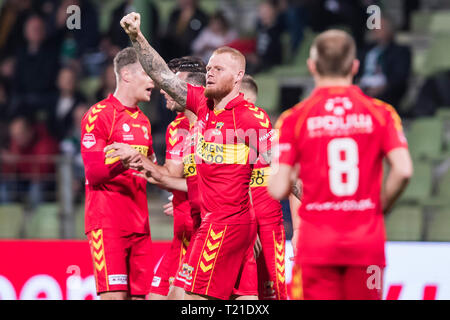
[95,63,116,102]
[307,0,370,49]
[161,0,209,60]
[106,0,161,50]
[0,0,33,59]
[278,0,308,55]
[11,14,63,116]
[402,0,420,31]
[0,115,59,208]
[47,67,87,141]
[60,103,89,202]
[411,70,450,117]
[357,17,411,112]
[191,10,238,63]
[246,0,284,74]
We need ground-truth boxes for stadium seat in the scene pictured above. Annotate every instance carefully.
[79,77,101,102]
[436,108,450,152]
[399,160,433,203]
[385,205,423,241]
[199,0,218,15]
[25,203,60,239]
[428,11,450,34]
[406,117,443,160]
[411,11,432,33]
[272,29,317,77]
[425,207,450,241]
[0,204,24,238]
[254,73,280,113]
[422,35,450,77]
[74,204,85,239]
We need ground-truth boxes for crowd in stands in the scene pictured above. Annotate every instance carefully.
[0,0,443,208]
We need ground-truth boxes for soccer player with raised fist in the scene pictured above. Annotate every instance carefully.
[120,11,273,300]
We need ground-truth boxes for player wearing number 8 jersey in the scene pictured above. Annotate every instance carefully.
[269,30,413,300]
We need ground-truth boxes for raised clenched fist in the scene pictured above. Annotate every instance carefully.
[120,12,141,41]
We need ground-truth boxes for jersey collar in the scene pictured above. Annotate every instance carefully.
[311,85,361,97]
[108,94,141,114]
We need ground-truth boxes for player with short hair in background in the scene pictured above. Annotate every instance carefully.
[240,75,288,300]
[145,57,206,300]
[269,30,413,300]
[80,47,156,300]
[120,12,274,300]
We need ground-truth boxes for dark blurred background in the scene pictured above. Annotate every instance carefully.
[1,0,450,243]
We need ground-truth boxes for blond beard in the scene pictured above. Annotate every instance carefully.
[204,81,234,100]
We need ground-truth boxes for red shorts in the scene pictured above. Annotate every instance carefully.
[87,228,152,296]
[184,221,258,300]
[150,213,193,296]
[256,221,288,300]
[291,264,384,300]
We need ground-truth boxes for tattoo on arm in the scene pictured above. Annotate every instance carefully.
[260,150,272,165]
[132,34,187,110]
[291,180,302,200]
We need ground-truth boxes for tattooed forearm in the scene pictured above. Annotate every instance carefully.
[291,180,302,200]
[132,33,187,110]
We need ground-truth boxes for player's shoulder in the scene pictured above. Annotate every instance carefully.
[169,114,190,130]
[236,101,272,129]
[367,97,403,128]
[82,99,114,123]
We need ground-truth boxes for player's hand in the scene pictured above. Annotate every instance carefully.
[163,201,174,216]
[290,230,299,261]
[104,142,141,168]
[130,158,163,181]
[132,172,159,184]
[253,235,262,260]
[120,12,142,41]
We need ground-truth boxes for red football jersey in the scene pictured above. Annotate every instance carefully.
[250,156,283,226]
[81,94,155,234]
[186,84,273,224]
[165,113,191,219]
[183,121,201,221]
[276,85,408,266]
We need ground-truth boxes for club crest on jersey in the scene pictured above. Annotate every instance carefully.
[82,133,96,149]
[122,123,130,132]
[212,122,224,135]
[325,97,353,116]
[179,263,194,281]
[141,125,149,140]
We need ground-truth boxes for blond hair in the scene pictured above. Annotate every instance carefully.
[310,30,356,77]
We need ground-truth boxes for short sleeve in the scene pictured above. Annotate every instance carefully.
[186,84,207,115]
[273,110,298,167]
[80,104,113,154]
[382,106,409,155]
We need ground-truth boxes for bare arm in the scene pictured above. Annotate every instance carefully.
[382,148,413,214]
[288,194,301,259]
[268,164,295,200]
[121,12,187,111]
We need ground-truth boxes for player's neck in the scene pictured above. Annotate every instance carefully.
[113,87,138,108]
[314,76,354,88]
[213,88,240,111]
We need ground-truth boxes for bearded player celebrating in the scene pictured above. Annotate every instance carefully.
[120,12,274,300]
[269,30,413,300]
